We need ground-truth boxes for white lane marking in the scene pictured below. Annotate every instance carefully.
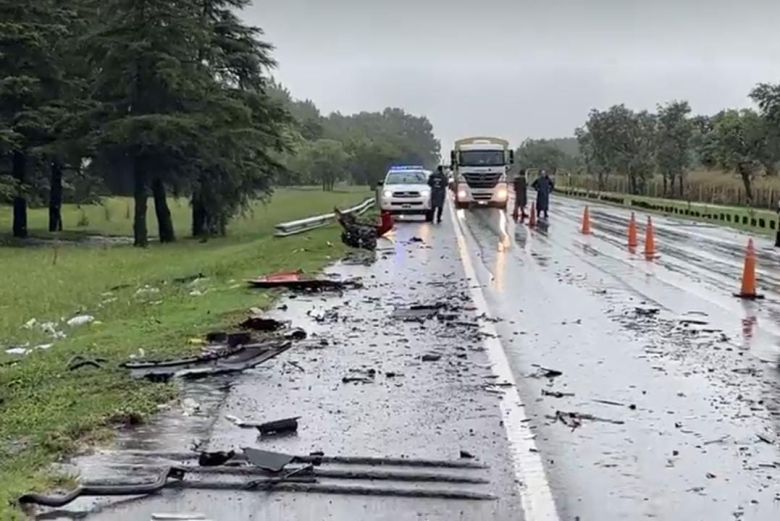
[448,203,560,521]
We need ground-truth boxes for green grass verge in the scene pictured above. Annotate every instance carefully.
[0,188,369,520]
[557,186,779,237]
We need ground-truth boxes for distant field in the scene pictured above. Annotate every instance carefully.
[0,187,370,520]
[562,170,780,210]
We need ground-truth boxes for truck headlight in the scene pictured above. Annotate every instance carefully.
[457,189,467,199]
[496,187,508,200]
[421,188,431,197]
[383,190,392,199]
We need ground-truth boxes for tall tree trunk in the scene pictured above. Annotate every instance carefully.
[152,177,175,243]
[662,173,668,197]
[12,151,28,238]
[678,172,684,198]
[738,162,754,204]
[191,192,207,237]
[133,157,149,247]
[49,161,63,232]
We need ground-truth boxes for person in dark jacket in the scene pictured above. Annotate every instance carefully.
[512,169,528,222]
[428,166,448,223]
[531,169,554,219]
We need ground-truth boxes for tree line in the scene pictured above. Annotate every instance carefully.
[516,83,780,204]
[269,84,440,190]
[0,1,441,246]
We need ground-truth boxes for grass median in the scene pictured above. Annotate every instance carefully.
[0,188,369,519]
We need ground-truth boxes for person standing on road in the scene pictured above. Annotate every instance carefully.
[532,169,554,219]
[513,169,528,222]
[428,166,448,223]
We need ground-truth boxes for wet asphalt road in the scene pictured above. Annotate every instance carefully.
[39,193,780,521]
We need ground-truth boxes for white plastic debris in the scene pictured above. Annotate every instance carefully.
[189,289,204,297]
[5,347,30,356]
[67,315,95,327]
[22,318,37,329]
[181,398,201,416]
[34,343,53,351]
[135,286,160,296]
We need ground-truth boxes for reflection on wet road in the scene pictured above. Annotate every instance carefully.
[457,195,780,520]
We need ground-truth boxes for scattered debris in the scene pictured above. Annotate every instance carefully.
[122,341,293,381]
[240,315,288,332]
[409,236,424,243]
[530,365,563,379]
[634,307,660,317]
[421,353,442,362]
[257,417,301,436]
[181,398,201,417]
[703,435,731,445]
[243,447,296,472]
[5,346,30,356]
[198,450,235,467]
[542,389,574,399]
[247,271,362,292]
[285,328,307,340]
[66,314,95,327]
[459,450,475,459]
[549,410,625,431]
[592,399,626,407]
[227,332,252,347]
[205,331,227,343]
[756,434,775,445]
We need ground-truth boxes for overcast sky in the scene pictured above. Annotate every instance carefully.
[246,0,780,149]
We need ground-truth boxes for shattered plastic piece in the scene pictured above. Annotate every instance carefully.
[542,389,574,399]
[198,450,235,467]
[5,347,30,356]
[66,315,95,327]
[248,273,362,292]
[421,353,442,362]
[459,450,475,459]
[240,316,288,332]
[257,417,301,436]
[530,365,563,379]
[243,447,295,472]
[123,341,292,381]
[227,332,252,347]
[22,318,37,329]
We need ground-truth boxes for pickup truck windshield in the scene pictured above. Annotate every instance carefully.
[458,150,505,167]
[385,171,427,184]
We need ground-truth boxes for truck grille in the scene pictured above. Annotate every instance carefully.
[463,173,501,189]
[392,191,420,198]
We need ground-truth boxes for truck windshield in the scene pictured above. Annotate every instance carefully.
[459,150,505,167]
[385,171,427,184]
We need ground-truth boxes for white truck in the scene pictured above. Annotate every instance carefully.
[450,137,513,210]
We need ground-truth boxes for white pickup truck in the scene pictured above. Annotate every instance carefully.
[377,165,434,222]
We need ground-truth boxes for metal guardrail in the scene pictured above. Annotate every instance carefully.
[274,197,375,237]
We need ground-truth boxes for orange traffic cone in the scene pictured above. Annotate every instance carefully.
[581,206,592,235]
[735,239,763,299]
[644,216,656,258]
[528,203,537,227]
[628,213,638,249]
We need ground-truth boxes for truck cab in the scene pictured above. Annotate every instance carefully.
[450,137,513,210]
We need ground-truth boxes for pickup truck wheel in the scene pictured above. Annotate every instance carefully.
[424,211,434,222]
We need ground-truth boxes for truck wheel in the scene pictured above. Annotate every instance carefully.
[424,211,434,222]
